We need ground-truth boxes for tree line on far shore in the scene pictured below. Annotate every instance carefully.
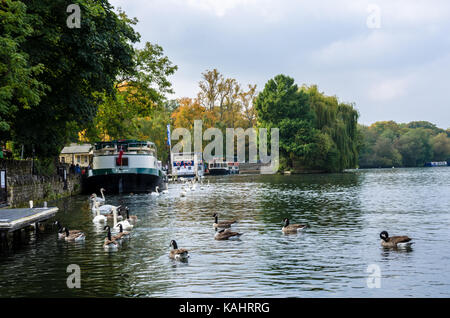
[358,121,450,168]
[2,1,449,174]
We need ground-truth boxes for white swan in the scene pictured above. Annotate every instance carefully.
[90,199,119,215]
[112,207,133,231]
[92,202,107,224]
[162,183,169,194]
[90,188,106,204]
[151,186,161,197]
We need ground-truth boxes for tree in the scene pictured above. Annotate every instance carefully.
[254,75,318,170]
[0,0,46,142]
[255,74,312,126]
[171,98,217,130]
[240,84,257,128]
[396,128,432,166]
[372,136,402,167]
[85,42,177,141]
[302,85,359,171]
[430,133,450,161]
[198,69,222,111]
[11,0,140,159]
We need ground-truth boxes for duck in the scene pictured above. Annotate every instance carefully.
[113,207,134,231]
[92,203,107,224]
[380,231,413,248]
[103,225,118,250]
[282,218,307,234]
[213,213,237,228]
[169,240,189,261]
[214,228,243,240]
[54,221,83,239]
[61,227,85,242]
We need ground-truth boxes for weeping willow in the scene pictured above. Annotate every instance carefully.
[255,75,360,173]
[298,85,359,172]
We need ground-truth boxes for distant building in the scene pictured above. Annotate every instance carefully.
[59,143,93,167]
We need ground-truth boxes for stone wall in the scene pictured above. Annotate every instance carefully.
[0,159,82,207]
[0,159,32,176]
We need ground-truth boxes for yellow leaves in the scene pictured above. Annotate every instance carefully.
[171,97,218,130]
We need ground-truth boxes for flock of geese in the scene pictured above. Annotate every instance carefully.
[53,181,414,261]
[54,187,138,250]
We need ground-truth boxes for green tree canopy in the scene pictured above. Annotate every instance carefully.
[0,0,46,142]
[10,0,140,158]
[255,76,359,172]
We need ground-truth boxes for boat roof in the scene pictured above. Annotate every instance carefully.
[94,140,156,148]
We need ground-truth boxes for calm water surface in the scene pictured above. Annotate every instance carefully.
[1,167,449,297]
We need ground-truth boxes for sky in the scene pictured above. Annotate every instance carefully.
[109,0,450,129]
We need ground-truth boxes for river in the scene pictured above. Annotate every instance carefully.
[0,167,449,297]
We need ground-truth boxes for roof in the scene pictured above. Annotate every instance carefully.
[60,143,93,154]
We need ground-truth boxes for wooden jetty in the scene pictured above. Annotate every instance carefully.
[0,207,58,233]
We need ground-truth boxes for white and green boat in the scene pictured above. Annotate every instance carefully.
[85,140,165,193]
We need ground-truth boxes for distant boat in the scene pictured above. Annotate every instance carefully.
[207,158,239,175]
[424,161,448,167]
[171,152,204,178]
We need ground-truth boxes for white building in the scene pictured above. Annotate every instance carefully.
[59,143,93,167]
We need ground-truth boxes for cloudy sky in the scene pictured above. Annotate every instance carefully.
[110,0,450,128]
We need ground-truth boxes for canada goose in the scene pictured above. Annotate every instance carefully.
[62,227,85,242]
[213,213,237,228]
[92,203,107,224]
[114,224,130,240]
[103,225,118,250]
[55,221,82,239]
[169,240,189,261]
[122,207,138,223]
[214,228,243,240]
[113,207,134,231]
[380,231,413,248]
[282,218,307,234]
